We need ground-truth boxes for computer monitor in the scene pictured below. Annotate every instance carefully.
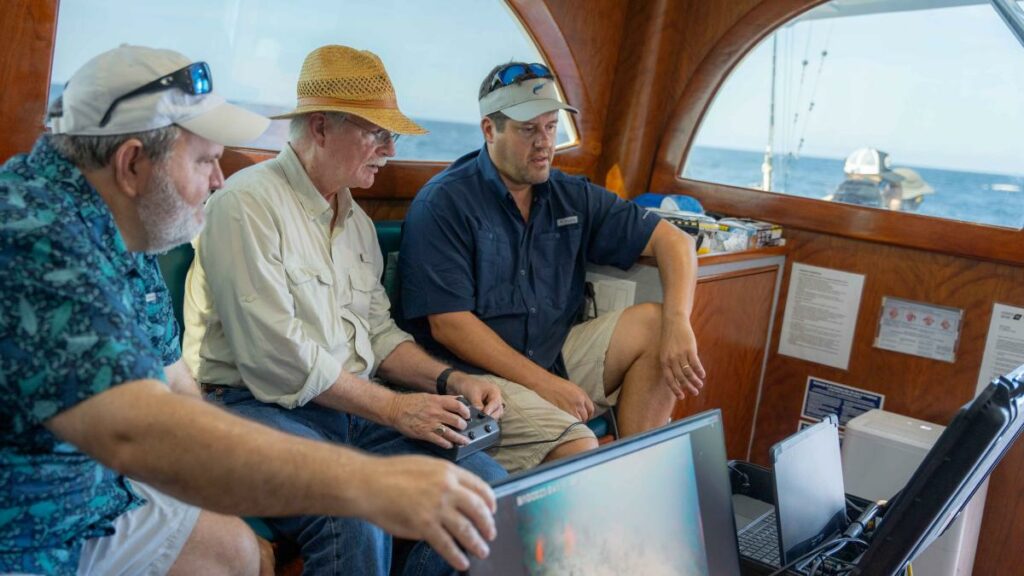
[852,363,1024,575]
[468,410,741,576]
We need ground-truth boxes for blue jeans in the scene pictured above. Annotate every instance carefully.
[208,387,506,576]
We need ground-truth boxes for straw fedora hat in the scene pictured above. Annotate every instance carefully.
[271,45,427,135]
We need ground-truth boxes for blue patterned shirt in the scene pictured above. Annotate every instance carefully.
[0,137,181,574]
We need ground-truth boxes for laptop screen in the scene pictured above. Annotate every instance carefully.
[468,410,740,576]
[771,416,847,564]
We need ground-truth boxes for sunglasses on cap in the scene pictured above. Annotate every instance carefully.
[99,61,213,128]
[487,63,553,92]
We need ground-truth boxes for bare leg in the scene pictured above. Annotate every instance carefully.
[167,511,268,576]
[541,436,600,463]
[603,302,677,437]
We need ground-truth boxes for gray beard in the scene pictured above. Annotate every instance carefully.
[137,167,204,254]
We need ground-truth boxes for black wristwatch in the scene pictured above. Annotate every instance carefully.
[436,367,457,395]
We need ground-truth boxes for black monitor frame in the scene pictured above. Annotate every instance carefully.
[467,409,741,576]
[852,363,1024,575]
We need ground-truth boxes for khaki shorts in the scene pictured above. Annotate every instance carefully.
[77,480,201,576]
[484,308,625,473]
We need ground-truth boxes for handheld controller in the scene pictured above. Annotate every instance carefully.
[424,397,501,462]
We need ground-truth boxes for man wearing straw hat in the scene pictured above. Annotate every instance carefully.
[400,61,706,474]
[183,45,506,575]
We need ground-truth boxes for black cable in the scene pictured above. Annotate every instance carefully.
[496,421,588,449]
[765,537,867,576]
[727,461,752,493]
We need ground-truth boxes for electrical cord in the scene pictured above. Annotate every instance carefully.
[495,421,588,449]
[765,537,868,576]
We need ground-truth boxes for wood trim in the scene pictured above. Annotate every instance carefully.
[650,0,1024,266]
[696,264,782,284]
[507,0,613,178]
[0,0,58,162]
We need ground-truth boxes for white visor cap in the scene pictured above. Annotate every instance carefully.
[48,45,269,147]
[479,77,578,122]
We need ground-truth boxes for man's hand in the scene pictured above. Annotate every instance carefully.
[387,393,473,448]
[535,377,594,422]
[357,455,497,571]
[447,373,504,419]
[659,316,705,400]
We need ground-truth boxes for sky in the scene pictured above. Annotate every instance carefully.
[695,1,1024,176]
[51,0,547,125]
[51,0,1024,176]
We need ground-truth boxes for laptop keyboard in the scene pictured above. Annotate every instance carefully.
[738,510,780,566]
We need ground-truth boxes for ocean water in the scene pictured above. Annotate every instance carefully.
[683,146,1024,229]
[397,119,1024,230]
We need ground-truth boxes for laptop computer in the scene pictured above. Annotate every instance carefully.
[735,415,848,569]
[467,410,741,575]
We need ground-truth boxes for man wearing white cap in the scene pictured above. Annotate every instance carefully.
[0,45,498,576]
[400,62,707,473]
[183,45,505,575]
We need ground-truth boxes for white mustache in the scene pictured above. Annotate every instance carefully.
[370,158,388,168]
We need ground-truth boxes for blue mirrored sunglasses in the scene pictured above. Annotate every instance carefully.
[99,62,213,128]
[488,63,553,92]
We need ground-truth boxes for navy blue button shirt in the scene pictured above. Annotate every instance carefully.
[0,137,179,574]
[400,146,659,377]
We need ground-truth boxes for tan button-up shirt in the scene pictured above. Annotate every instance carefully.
[183,144,412,408]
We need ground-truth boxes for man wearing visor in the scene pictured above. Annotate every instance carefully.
[1,45,498,576]
[400,62,707,473]
[183,45,505,575]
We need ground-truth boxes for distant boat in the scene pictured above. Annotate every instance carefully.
[824,148,934,211]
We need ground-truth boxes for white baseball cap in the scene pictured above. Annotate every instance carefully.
[48,45,269,147]
[478,77,578,122]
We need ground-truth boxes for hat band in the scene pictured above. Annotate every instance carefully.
[297,96,398,110]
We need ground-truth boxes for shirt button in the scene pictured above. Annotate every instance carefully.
[527,349,534,357]
[519,269,526,276]
[530,307,537,314]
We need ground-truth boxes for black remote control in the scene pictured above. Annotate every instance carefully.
[423,397,501,462]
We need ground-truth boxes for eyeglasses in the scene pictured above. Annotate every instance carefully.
[99,62,213,128]
[487,63,553,92]
[344,115,401,146]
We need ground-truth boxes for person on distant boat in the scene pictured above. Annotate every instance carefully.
[399,61,707,473]
[0,45,498,576]
[182,45,505,576]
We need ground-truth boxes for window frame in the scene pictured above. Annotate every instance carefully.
[651,0,1024,266]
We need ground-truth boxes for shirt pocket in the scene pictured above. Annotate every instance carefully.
[284,264,335,334]
[348,266,378,322]
[534,226,582,309]
[475,230,517,318]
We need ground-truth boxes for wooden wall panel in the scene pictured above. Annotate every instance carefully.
[750,229,1024,573]
[597,0,762,197]
[673,266,780,460]
[0,0,58,162]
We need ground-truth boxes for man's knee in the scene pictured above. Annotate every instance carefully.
[543,436,599,463]
[169,512,261,576]
[622,302,663,345]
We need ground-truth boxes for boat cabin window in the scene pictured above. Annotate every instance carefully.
[49,0,578,160]
[682,0,1024,229]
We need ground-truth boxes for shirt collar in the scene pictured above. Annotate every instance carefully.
[278,143,352,221]
[32,137,139,272]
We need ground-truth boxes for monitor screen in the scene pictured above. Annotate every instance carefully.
[468,410,741,576]
[852,363,1024,575]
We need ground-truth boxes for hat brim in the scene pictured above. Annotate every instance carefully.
[270,105,428,135]
[178,101,271,147]
[501,99,578,122]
